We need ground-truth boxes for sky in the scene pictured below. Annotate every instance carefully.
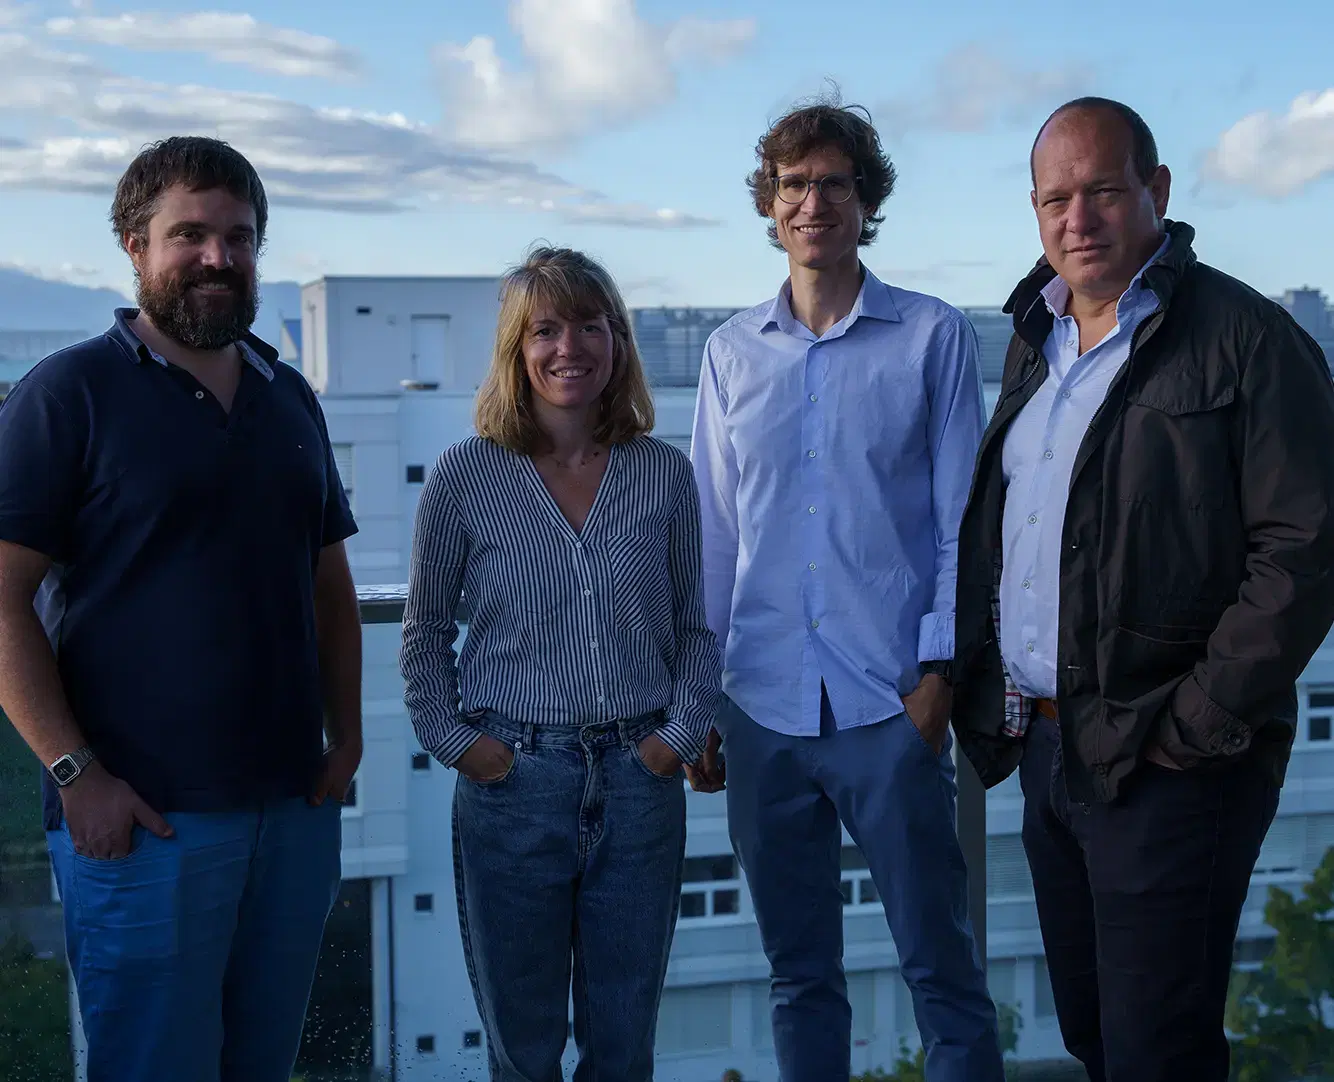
[0,0,1331,311]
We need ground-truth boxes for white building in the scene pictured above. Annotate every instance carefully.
[306,275,1334,1081]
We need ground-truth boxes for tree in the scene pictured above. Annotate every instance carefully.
[0,934,73,1081]
[1227,846,1334,1081]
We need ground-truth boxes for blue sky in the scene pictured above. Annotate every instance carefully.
[0,0,1330,311]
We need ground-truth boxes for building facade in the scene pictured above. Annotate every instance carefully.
[54,274,1318,1082]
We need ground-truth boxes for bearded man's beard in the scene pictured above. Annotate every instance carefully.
[136,267,259,351]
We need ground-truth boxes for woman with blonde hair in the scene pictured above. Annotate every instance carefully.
[401,246,720,1081]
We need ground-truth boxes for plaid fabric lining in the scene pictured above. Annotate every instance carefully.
[993,554,1035,738]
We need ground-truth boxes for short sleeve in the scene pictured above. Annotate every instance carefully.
[307,389,357,547]
[0,378,84,562]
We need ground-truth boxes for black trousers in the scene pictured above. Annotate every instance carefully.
[1019,716,1279,1082]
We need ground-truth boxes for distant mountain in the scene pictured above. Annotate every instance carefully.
[0,268,131,334]
[0,268,303,349]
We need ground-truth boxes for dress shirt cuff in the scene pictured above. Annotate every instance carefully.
[655,720,706,767]
[918,612,956,664]
[432,724,482,768]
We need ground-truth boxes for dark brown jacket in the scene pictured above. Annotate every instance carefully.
[953,221,1334,803]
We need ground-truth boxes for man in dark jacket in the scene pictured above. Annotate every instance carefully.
[952,96,1334,1082]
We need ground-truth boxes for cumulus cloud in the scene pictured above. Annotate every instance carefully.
[436,0,755,149]
[0,31,718,229]
[46,11,362,80]
[879,43,1086,135]
[1201,90,1334,198]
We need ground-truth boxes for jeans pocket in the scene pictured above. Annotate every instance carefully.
[70,824,150,866]
[464,747,522,788]
[628,740,680,783]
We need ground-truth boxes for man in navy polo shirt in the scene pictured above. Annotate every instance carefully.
[0,137,362,1082]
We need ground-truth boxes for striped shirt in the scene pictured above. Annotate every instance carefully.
[401,434,722,767]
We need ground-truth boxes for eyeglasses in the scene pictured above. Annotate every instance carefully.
[773,172,860,205]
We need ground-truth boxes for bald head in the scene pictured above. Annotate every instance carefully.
[1030,98,1159,188]
[1028,97,1170,305]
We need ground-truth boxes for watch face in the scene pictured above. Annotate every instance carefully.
[51,758,78,785]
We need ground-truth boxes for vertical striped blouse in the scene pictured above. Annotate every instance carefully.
[400,434,721,767]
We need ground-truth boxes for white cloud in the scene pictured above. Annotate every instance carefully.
[1201,90,1334,198]
[880,43,1086,135]
[0,31,719,229]
[436,0,754,150]
[46,12,362,80]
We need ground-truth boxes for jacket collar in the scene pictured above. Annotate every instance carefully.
[1003,219,1198,352]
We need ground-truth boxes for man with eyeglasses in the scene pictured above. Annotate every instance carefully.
[688,100,1003,1081]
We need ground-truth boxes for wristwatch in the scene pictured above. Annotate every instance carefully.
[921,660,954,686]
[48,747,96,787]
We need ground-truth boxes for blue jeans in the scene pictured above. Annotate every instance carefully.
[47,798,342,1082]
[453,710,687,1082]
[721,692,1003,1082]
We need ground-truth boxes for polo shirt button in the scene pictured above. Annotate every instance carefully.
[195,390,205,400]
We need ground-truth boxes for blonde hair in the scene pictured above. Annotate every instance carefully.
[474,246,655,454]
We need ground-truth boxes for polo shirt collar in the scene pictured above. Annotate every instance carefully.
[111,307,277,382]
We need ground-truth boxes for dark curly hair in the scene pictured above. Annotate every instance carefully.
[746,94,896,249]
[111,136,268,252]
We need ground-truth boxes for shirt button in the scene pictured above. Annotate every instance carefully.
[195,390,205,400]
[809,394,818,403]
[1027,642,1035,653]
[811,619,820,629]
[1022,579,1031,589]
[808,562,817,570]
[1044,450,1054,460]
[1028,514,1038,525]
[590,639,598,649]
[807,450,817,458]
[597,695,605,704]
[1062,391,1072,400]
[808,506,817,514]
[583,589,592,597]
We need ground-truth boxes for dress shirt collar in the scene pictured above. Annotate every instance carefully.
[1039,234,1172,322]
[761,264,902,340]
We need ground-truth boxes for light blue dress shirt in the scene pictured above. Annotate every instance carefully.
[999,237,1169,698]
[691,267,986,736]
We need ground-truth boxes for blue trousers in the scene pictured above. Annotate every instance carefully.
[720,692,1003,1082]
[48,798,342,1082]
[453,711,687,1082]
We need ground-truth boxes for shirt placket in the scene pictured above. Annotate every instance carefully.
[573,537,612,720]
[800,339,826,733]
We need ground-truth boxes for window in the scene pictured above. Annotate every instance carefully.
[1308,689,1334,741]
[892,969,917,1035]
[463,1030,482,1049]
[333,443,355,512]
[356,305,372,315]
[840,846,879,908]
[1035,959,1057,1019]
[986,834,1035,899]
[679,854,742,922]
[411,752,431,771]
[416,1035,436,1055]
[656,985,733,1054]
[414,893,434,914]
[987,958,1018,1007]
[406,464,425,484]
[1254,816,1302,875]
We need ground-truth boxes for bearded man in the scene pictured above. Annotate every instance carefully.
[0,137,362,1082]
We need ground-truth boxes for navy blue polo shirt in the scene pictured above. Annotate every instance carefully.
[0,309,357,829]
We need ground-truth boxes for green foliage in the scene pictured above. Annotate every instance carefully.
[0,934,73,1081]
[851,999,1024,1082]
[1227,846,1334,1081]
